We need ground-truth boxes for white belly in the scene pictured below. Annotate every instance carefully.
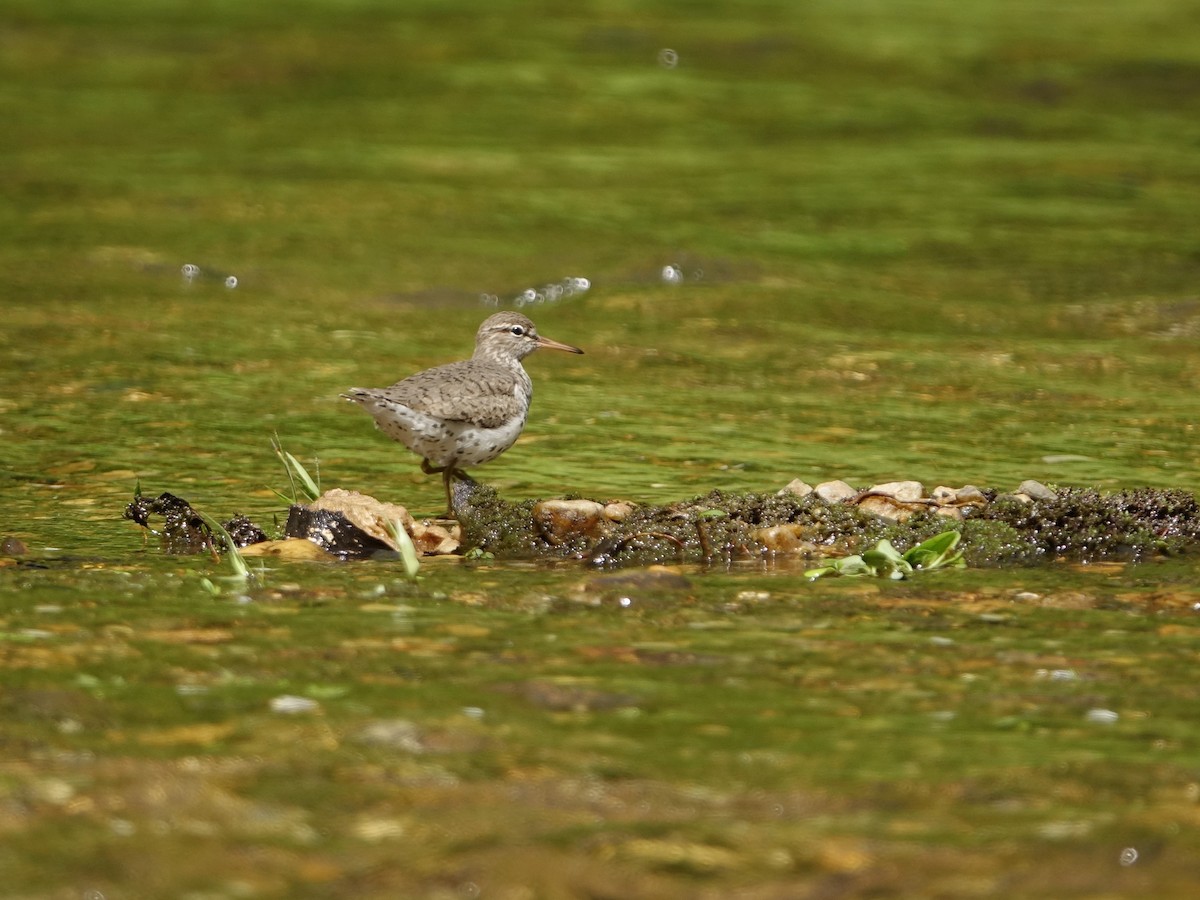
[371,401,528,469]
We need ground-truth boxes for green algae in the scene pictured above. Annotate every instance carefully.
[5,0,1200,896]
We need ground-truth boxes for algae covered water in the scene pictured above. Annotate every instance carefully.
[3,1,1200,896]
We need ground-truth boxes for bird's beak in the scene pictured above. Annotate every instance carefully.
[536,335,584,354]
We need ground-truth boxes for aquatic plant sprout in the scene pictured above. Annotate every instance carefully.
[806,530,966,580]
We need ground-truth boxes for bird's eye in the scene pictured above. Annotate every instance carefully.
[510,325,526,336]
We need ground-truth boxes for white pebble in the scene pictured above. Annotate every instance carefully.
[270,695,320,715]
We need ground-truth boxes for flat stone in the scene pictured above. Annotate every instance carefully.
[778,479,814,498]
[868,480,925,502]
[814,480,857,503]
[1017,480,1057,501]
[858,494,917,522]
[956,485,987,505]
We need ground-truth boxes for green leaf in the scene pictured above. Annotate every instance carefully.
[386,518,421,581]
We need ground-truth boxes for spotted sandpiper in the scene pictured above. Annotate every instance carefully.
[342,311,584,514]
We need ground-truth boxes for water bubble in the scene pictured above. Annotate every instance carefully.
[224,275,238,289]
[1085,708,1119,724]
[619,597,632,608]
[1119,847,1139,866]
[573,277,591,291]
[181,263,200,281]
[521,289,537,302]
[661,265,683,284]
[658,48,679,69]
[461,706,485,719]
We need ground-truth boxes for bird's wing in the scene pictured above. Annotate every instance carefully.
[377,362,522,430]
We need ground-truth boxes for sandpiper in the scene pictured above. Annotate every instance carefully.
[342,311,583,514]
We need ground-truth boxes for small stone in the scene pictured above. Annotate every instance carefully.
[955,485,988,506]
[868,480,925,502]
[934,506,964,520]
[753,524,820,554]
[269,695,320,715]
[1016,480,1057,501]
[603,501,636,522]
[533,499,609,540]
[778,479,814,498]
[356,719,425,753]
[1,536,29,556]
[931,486,957,504]
[857,494,917,522]
[814,480,857,503]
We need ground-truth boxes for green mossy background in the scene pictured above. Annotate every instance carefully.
[3,1,1200,896]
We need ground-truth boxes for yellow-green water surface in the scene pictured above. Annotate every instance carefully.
[3,1,1200,896]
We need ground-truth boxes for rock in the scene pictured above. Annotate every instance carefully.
[931,486,957,505]
[955,485,988,506]
[1,536,28,556]
[857,494,919,522]
[288,489,460,558]
[1017,480,1058,502]
[533,499,609,541]
[753,524,821,554]
[814,480,857,503]
[868,480,925,502]
[603,501,637,522]
[778,479,814,498]
[355,719,426,753]
[930,485,987,518]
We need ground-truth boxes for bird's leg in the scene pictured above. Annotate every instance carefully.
[442,466,455,517]
[421,459,446,476]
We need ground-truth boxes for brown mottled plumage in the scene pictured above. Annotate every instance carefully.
[342,312,583,514]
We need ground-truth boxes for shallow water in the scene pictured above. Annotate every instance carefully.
[3,1,1200,896]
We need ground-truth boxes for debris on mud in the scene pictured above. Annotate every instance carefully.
[123,479,1200,569]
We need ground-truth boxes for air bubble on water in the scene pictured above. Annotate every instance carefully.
[1119,847,1139,866]
[661,265,683,284]
[481,275,591,308]
[619,597,632,608]
[658,48,679,69]
[1085,708,1119,724]
[181,263,200,281]
[224,275,238,289]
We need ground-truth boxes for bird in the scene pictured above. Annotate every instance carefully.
[342,311,584,515]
